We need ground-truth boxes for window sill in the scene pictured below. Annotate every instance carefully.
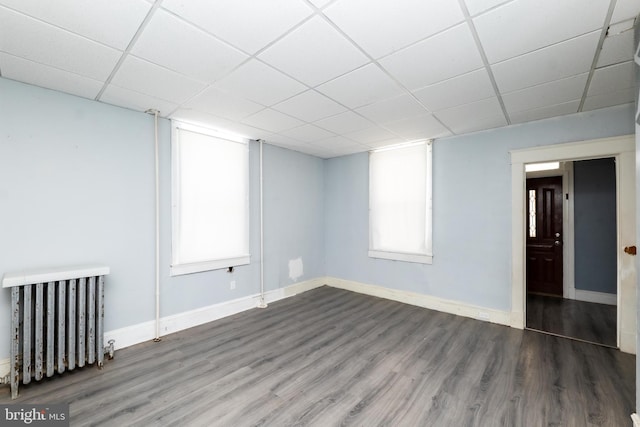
[368,250,432,264]
[170,255,250,276]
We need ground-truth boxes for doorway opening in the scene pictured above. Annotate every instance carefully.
[524,159,617,347]
[509,135,636,354]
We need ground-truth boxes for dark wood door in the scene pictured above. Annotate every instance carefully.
[526,177,563,296]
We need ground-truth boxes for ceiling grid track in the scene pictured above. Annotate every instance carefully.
[457,0,511,126]
[163,6,325,120]
[311,1,457,138]
[94,0,165,101]
[1,0,637,158]
[577,0,618,112]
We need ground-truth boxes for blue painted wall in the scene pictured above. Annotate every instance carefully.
[0,77,325,359]
[574,158,617,294]
[325,104,635,311]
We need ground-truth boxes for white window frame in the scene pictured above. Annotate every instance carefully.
[368,140,433,264]
[170,121,250,276]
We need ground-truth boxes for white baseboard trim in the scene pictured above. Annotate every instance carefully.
[574,289,617,306]
[631,413,640,427]
[0,277,328,380]
[326,277,511,327]
[105,277,327,351]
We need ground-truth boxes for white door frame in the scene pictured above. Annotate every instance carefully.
[510,135,636,353]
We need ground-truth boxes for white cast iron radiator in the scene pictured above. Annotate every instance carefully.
[2,265,114,399]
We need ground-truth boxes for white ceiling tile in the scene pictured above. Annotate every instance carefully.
[161,0,313,54]
[316,63,404,108]
[132,9,248,83]
[383,113,452,140]
[588,61,635,96]
[212,59,307,106]
[170,108,265,139]
[434,97,507,134]
[324,0,463,59]
[355,94,427,123]
[474,0,610,63]
[412,68,495,111]
[0,0,151,49]
[112,56,205,104]
[100,85,179,115]
[182,87,264,121]
[597,28,635,67]
[492,31,600,93]
[345,126,400,143]
[241,108,305,133]
[464,0,510,16]
[379,23,484,90]
[502,73,588,114]
[258,15,370,86]
[281,124,335,142]
[314,111,374,134]
[308,0,332,8]
[583,88,635,111]
[610,0,640,24]
[271,90,347,122]
[0,52,103,99]
[510,100,580,124]
[0,6,121,80]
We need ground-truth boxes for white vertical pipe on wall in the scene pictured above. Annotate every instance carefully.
[258,139,267,308]
[148,109,162,341]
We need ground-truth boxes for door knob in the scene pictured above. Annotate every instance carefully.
[554,241,561,246]
[555,232,560,238]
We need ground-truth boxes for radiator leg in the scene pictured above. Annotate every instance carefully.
[97,276,104,368]
[10,287,20,399]
[103,340,115,362]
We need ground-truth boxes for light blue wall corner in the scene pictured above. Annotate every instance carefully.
[0,77,325,360]
[324,104,636,312]
[0,78,157,337]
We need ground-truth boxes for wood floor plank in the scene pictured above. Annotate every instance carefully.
[0,286,634,426]
[526,294,617,346]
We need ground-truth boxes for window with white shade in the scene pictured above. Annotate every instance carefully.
[171,121,249,276]
[369,140,433,264]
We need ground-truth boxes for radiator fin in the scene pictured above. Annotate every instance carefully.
[7,270,109,399]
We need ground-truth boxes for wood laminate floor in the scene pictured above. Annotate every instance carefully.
[526,294,617,347]
[0,286,634,426]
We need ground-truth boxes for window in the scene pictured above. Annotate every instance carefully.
[525,161,559,172]
[369,140,433,264]
[171,121,249,276]
[528,189,537,238]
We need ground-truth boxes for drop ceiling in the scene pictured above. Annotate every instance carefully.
[0,0,637,158]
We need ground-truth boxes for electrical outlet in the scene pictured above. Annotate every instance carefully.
[230,280,236,290]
